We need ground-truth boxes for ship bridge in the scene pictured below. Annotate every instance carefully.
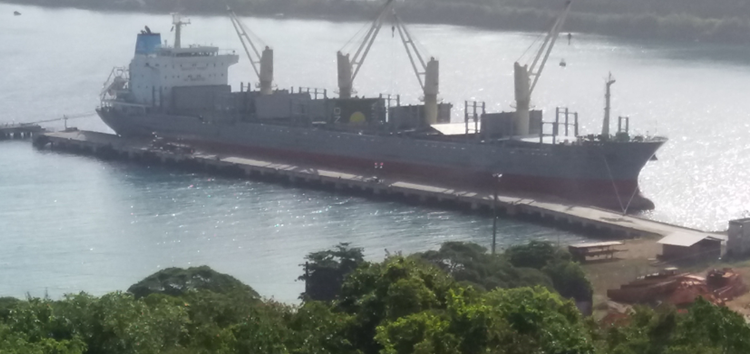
[122,16,239,108]
[157,45,223,57]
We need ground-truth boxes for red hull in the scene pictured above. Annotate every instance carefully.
[184,139,653,212]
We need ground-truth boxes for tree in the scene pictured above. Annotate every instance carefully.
[669,297,750,353]
[374,285,596,354]
[414,241,553,291]
[127,266,259,300]
[338,256,458,354]
[505,240,568,269]
[299,243,365,301]
[505,241,593,304]
[0,297,20,321]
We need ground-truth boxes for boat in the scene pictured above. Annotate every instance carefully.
[96,6,666,212]
[13,11,21,16]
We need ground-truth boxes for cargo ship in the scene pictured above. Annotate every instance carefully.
[96,4,666,212]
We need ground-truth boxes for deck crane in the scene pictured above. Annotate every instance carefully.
[392,12,440,125]
[337,0,440,124]
[513,0,573,136]
[228,7,273,95]
[337,0,395,100]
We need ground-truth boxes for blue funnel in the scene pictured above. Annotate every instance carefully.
[134,33,162,55]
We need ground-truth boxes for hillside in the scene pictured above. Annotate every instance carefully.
[4,0,750,43]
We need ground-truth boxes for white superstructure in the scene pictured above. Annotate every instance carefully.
[129,45,239,106]
[102,15,239,109]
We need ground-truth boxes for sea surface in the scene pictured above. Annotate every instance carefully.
[0,4,748,301]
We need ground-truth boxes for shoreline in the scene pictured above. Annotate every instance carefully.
[3,0,750,45]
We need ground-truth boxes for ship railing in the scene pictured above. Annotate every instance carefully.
[574,134,667,145]
[218,49,238,56]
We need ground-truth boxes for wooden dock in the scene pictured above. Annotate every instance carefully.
[0,124,44,140]
[32,130,724,240]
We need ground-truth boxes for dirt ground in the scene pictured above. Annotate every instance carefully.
[580,237,662,318]
[580,237,750,319]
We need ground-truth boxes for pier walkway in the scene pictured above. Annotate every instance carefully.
[0,123,44,140]
[33,130,723,241]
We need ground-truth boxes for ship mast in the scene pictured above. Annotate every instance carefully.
[513,0,573,136]
[172,13,190,49]
[228,7,274,95]
[603,73,616,138]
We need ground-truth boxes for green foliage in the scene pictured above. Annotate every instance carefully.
[2,254,750,354]
[127,265,259,300]
[285,301,355,354]
[415,241,552,291]
[374,286,594,354]
[506,241,593,303]
[0,321,87,354]
[482,287,595,353]
[299,243,365,302]
[0,296,21,321]
[543,259,593,303]
[670,297,750,353]
[605,298,750,354]
[338,256,457,354]
[416,241,591,304]
[375,311,460,354]
[506,240,569,269]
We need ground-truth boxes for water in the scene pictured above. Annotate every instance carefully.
[1,4,748,300]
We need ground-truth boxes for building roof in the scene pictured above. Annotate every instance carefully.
[729,218,750,225]
[430,123,474,136]
[658,233,728,247]
[569,241,623,249]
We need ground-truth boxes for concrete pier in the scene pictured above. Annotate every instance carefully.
[33,130,721,240]
[0,124,44,140]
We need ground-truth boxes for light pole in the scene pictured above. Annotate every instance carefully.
[491,173,502,255]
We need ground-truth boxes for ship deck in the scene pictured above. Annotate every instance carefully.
[34,130,721,242]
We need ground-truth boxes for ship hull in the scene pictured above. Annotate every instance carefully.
[97,108,664,211]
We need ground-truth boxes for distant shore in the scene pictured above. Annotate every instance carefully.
[3,0,750,44]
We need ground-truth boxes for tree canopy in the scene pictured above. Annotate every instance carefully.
[1,242,749,353]
[299,242,365,302]
[413,241,592,304]
[126,265,259,300]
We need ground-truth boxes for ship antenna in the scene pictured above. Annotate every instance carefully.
[172,13,190,49]
[602,72,616,139]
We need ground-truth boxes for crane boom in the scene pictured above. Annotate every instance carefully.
[529,0,572,95]
[337,0,439,125]
[338,0,395,98]
[228,7,274,94]
[392,12,439,125]
[513,0,573,136]
[393,13,426,90]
